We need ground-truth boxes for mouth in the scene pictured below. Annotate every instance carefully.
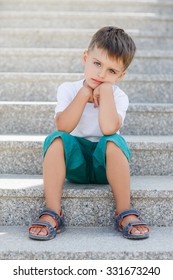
[91,78,102,85]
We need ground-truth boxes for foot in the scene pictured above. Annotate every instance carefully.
[29,214,57,237]
[121,214,149,235]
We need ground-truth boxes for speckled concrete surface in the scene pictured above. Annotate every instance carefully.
[1,28,173,49]
[0,226,173,260]
[0,175,173,227]
[0,135,173,175]
[0,49,173,74]
[0,74,172,103]
[1,0,173,14]
[0,11,173,32]
[1,102,173,135]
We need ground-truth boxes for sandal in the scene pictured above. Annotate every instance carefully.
[115,209,149,239]
[28,209,65,241]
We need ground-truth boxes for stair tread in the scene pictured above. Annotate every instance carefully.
[0,48,173,56]
[0,174,172,197]
[0,134,172,142]
[0,27,172,37]
[0,72,172,80]
[1,11,172,18]
[0,226,173,259]
[1,101,173,109]
[0,49,172,74]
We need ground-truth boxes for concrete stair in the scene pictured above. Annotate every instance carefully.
[0,175,173,227]
[1,11,173,32]
[1,226,173,260]
[0,49,173,74]
[1,0,173,14]
[0,73,172,103]
[0,0,173,260]
[0,102,173,135]
[1,29,173,50]
[0,135,173,175]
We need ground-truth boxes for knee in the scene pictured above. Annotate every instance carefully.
[49,137,64,152]
[43,133,65,159]
[106,141,119,151]
[106,141,122,157]
[44,131,68,150]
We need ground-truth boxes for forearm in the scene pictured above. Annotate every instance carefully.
[55,87,90,133]
[99,84,121,135]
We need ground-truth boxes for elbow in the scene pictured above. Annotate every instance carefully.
[100,121,121,135]
[99,114,122,135]
[55,116,66,132]
[101,128,118,136]
[55,113,64,131]
[55,117,72,134]
[55,122,70,133]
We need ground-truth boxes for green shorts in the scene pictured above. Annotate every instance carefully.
[43,131,131,184]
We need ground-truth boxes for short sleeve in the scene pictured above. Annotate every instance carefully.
[113,86,129,126]
[54,82,74,118]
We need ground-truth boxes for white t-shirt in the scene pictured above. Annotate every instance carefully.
[55,79,129,142]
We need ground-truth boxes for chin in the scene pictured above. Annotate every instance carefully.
[89,81,99,89]
[86,83,95,90]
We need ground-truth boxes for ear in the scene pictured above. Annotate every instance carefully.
[116,71,126,82]
[82,50,88,65]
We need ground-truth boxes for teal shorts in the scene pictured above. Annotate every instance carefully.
[43,131,131,184]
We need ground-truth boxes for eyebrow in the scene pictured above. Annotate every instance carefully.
[93,57,120,73]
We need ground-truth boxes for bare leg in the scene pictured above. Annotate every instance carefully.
[29,138,65,236]
[106,141,148,235]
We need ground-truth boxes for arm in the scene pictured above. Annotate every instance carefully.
[93,82,122,135]
[56,85,92,133]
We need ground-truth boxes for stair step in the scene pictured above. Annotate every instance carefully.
[0,73,172,103]
[1,28,173,50]
[0,225,173,259]
[0,49,172,74]
[0,135,172,176]
[0,102,173,135]
[0,174,173,227]
[1,0,173,13]
[0,12,172,33]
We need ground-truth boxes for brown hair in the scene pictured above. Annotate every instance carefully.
[88,26,136,69]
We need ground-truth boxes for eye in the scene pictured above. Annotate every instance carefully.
[94,61,101,67]
[109,69,116,74]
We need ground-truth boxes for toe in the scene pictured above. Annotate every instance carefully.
[131,226,149,235]
[29,227,47,236]
[29,227,41,235]
[142,226,149,234]
[29,214,56,237]
[38,228,48,236]
[130,227,141,235]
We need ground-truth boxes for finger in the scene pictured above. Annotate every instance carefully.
[93,96,99,107]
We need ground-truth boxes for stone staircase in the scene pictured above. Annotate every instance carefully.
[0,0,173,259]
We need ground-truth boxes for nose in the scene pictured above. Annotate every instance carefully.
[98,68,105,79]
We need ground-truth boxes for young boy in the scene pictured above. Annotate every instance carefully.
[29,26,149,240]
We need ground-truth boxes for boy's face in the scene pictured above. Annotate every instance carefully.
[82,46,126,89]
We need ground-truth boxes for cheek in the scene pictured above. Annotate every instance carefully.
[104,75,116,83]
[84,63,94,75]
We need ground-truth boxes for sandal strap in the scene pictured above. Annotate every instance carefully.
[28,220,57,240]
[39,209,64,229]
[29,221,55,235]
[123,221,148,234]
[122,222,149,239]
[115,209,139,226]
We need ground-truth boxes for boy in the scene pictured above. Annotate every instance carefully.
[29,26,149,240]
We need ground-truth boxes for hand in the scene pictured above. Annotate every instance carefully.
[93,82,113,108]
[83,80,94,103]
[92,85,100,108]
